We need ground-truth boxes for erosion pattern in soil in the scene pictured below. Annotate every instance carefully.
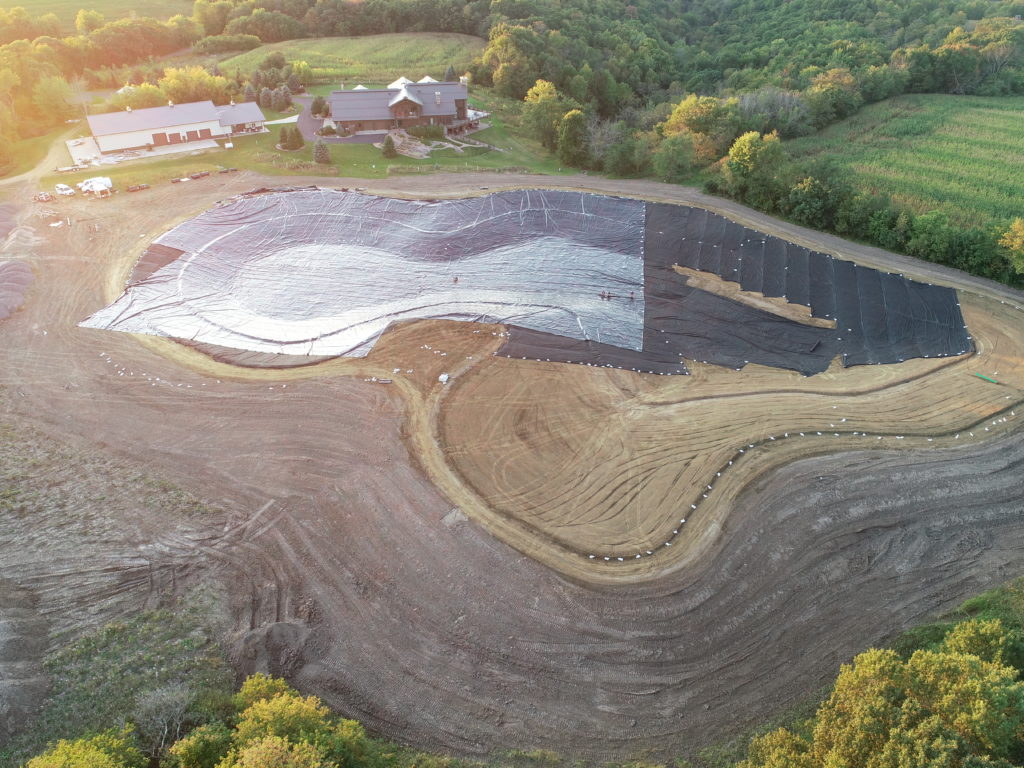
[0,172,1022,760]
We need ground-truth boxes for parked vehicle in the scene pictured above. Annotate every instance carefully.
[189,171,210,179]
[32,191,55,202]
[127,184,150,193]
[54,183,75,196]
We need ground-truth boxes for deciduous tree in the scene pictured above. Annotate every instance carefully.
[998,218,1024,274]
[556,108,588,167]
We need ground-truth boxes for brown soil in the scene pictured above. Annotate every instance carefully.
[0,171,1022,760]
[673,265,836,328]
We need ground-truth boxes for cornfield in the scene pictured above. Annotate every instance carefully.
[787,94,1024,227]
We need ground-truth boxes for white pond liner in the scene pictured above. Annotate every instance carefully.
[82,188,646,357]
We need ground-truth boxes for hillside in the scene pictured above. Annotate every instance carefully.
[786,94,1024,227]
[219,33,485,85]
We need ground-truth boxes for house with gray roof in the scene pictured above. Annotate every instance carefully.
[86,100,266,154]
[327,81,468,135]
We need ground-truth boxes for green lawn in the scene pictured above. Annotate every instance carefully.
[220,33,484,86]
[0,0,192,30]
[786,94,1024,228]
[37,116,564,192]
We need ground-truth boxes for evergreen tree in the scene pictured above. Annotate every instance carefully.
[258,87,273,110]
[443,64,456,81]
[243,83,257,103]
[382,135,397,158]
[313,139,330,164]
[288,125,304,150]
[271,87,288,113]
[279,125,291,148]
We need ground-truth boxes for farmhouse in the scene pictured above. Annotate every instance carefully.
[86,100,266,154]
[327,80,468,135]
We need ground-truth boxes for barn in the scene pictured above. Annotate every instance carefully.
[86,100,266,154]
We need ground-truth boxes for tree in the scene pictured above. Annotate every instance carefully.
[217,736,329,768]
[272,87,289,112]
[381,134,397,158]
[27,727,146,768]
[310,95,327,116]
[805,68,863,127]
[158,66,233,105]
[243,83,257,103]
[193,0,233,37]
[234,674,298,712]
[31,75,75,123]
[288,124,304,150]
[722,130,790,211]
[906,210,955,262]
[109,83,168,111]
[75,9,105,35]
[290,61,313,87]
[313,139,331,164]
[279,125,293,148]
[233,692,334,747]
[260,51,288,71]
[522,80,577,152]
[652,132,699,183]
[661,93,739,152]
[556,109,588,167]
[443,64,456,81]
[740,626,1024,768]
[166,722,232,768]
[224,10,307,43]
[259,87,273,110]
[998,218,1024,274]
[134,682,195,757]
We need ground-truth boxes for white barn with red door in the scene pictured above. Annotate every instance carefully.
[86,100,265,154]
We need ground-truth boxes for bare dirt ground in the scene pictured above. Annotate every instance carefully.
[0,171,1022,760]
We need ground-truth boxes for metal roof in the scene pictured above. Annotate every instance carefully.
[215,102,266,126]
[87,100,219,137]
[329,82,467,123]
[387,76,413,89]
[388,86,422,107]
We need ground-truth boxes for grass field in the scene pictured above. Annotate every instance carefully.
[0,0,191,29]
[220,33,485,85]
[786,94,1024,227]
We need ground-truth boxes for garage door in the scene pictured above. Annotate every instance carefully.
[152,133,168,146]
[199,128,212,139]
[186,130,200,142]
[169,133,182,144]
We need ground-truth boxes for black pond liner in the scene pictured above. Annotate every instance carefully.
[500,203,971,376]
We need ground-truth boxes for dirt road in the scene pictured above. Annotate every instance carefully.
[0,171,1022,760]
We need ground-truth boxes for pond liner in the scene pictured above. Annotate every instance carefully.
[81,189,972,376]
